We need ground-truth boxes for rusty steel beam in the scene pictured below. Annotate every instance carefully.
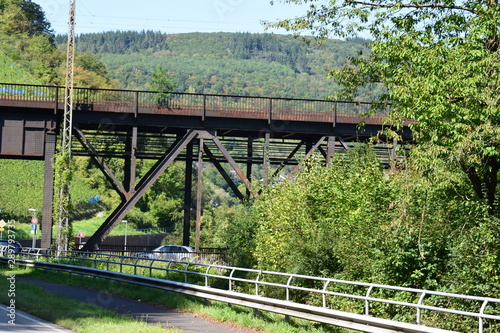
[263,132,270,185]
[246,137,253,197]
[183,141,194,246]
[195,138,203,252]
[326,136,336,167]
[40,131,56,249]
[124,126,138,194]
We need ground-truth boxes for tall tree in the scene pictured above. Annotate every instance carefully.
[150,65,177,106]
[269,0,500,214]
[0,0,51,36]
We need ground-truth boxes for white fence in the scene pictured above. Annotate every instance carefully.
[2,247,500,333]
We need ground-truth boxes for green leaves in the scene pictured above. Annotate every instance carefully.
[273,0,500,213]
[252,147,389,277]
[150,65,177,106]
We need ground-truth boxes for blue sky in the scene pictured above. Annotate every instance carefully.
[32,0,310,35]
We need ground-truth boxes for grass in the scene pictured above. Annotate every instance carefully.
[0,268,178,333]
[1,265,351,333]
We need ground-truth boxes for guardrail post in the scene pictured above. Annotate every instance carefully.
[286,275,294,302]
[323,281,331,308]
[184,263,190,283]
[150,259,155,277]
[205,265,212,287]
[417,292,426,325]
[120,255,126,273]
[479,299,489,333]
[229,268,236,292]
[365,285,374,316]
[255,271,261,296]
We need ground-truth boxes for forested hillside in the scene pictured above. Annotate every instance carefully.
[56,31,379,99]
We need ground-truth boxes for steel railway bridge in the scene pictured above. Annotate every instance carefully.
[0,83,412,250]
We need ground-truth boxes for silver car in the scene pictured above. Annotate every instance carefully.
[134,245,196,261]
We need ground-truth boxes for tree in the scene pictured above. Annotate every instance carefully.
[269,0,500,214]
[0,0,51,36]
[150,65,177,106]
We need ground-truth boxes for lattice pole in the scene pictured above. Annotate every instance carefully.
[56,0,76,251]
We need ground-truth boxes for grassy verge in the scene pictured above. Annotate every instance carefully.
[1,265,350,333]
[0,268,178,333]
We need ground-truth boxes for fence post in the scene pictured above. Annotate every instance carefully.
[135,91,139,117]
[203,95,207,121]
[268,98,273,125]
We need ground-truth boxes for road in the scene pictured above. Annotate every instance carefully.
[0,305,75,332]
[18,278,260,333]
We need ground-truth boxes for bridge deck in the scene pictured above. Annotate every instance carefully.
[0,83,389,124]
[0,83,411,160]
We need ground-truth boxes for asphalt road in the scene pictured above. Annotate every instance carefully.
[18,278,260,333]
[0,305,75,332]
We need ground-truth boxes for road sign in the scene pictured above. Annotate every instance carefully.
[0,228,4,232]
[76,230,85,238]
[0,220,5,228]
[31,217,38,224]
[31,224,37,230]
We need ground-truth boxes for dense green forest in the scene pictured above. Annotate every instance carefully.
[1,2,500,331]
[55,31,380,99]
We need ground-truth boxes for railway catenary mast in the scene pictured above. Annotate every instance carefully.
[56,0,76,251]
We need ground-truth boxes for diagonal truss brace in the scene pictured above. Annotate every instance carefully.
[204,145,244,201]
[82,129,199,251]
[74,127,129,200]
[287,136,327,181]
[210,134,257,197]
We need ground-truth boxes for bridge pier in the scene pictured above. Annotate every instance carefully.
[183,141,194,247]
[41,131,56,249]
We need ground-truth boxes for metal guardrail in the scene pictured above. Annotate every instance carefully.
[5,248,500,333]
[2,248,500,332]
[0,82,385,124]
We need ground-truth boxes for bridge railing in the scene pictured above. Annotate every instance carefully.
[0,82,385,124]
